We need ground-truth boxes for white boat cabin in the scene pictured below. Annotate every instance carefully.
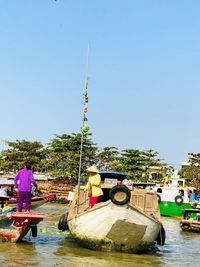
[154,171,193,203]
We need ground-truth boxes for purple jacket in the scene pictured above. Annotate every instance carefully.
[14,168,37,192]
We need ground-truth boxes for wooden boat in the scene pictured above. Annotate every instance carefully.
[180,209,200,232]
[0,195,44,242]
[0,178,55,209]
[58,172,166,253]
[0,212,44,242]
[7,194,55,209]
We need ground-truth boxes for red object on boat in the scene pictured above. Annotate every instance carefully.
[117,181,122,185]
[10,212,44,226]
[147,191,155,195]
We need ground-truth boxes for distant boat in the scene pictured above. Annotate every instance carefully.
[58,172,165,253]
[0,179,46,242]
[0,178,55,210]
[180,208,200,232]
[154,175,196,217]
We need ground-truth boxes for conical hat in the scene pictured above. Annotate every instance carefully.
[86,165,99,173]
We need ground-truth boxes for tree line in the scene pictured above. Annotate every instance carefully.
[0,132,177,182]
[179,153,200,188]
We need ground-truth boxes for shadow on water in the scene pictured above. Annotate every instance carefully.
[52,237,165,267]
[1,204,200,266]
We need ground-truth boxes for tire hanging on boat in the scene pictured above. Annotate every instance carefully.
[31,225,38,237]
[174,195,183,205]
[109,185,131,205]
[157,194,161,203]
[156,225,166,246]
[58,213,68,231]
[180,221,190,231]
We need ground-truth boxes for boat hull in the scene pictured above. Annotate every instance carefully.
[6,194,55,210]
[180,219,200,232]
[180,209,200,232]
[0,212,44,242]
[155,184,196,217]
[68,201,161,253]
[159,201,193,217]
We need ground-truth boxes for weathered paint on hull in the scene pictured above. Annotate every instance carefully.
[159,201,193,217]
[0,212,44,242]
[106,219,149,252]
[0,224,31,242]
[69,232,150,253]
[68,202,161,252]
[0,216,31,242]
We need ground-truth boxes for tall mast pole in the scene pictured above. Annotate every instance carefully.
[77,45,90,213]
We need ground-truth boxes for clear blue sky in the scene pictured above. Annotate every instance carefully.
[0,1,200,168]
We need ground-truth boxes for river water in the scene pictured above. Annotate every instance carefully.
[0,204,200,267]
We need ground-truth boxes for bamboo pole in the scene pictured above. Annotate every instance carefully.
[76,45,90,215]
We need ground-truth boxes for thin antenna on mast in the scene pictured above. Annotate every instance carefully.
[77,45,90,213]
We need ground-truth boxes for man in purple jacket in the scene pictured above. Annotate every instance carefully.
[14,161,37,212]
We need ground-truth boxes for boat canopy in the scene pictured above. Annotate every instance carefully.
[0,178,14,186]
[132,183,156,189]
[99,172,128,182]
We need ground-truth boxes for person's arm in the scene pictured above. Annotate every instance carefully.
[14,172,19,190]
[30,172,37,188]
[85,177,91,191]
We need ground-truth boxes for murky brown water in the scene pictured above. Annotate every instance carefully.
[0,204,200,267]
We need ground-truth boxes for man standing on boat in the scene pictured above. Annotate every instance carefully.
[14,161,37,212]
[84,165,103,208]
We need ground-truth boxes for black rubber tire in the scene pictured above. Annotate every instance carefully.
[109,185,131,205]
[58,213,68,231]
[157,194,161,203]
[156,225,166,246]
[175,195,183,205]
[31,225,38,237]
[181,222,190,231]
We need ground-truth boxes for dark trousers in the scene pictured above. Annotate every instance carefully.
[18,191,31,212]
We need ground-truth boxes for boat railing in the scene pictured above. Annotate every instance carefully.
[130,189,160,220]
[68,189,90,220]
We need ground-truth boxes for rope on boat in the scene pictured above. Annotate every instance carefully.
[76,45,90,216]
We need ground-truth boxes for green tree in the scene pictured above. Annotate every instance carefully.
[179,153,200,188]
[44,133,98,179]
[96,147,119,171]
[0,140,44,172]
[114,149,166,182]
